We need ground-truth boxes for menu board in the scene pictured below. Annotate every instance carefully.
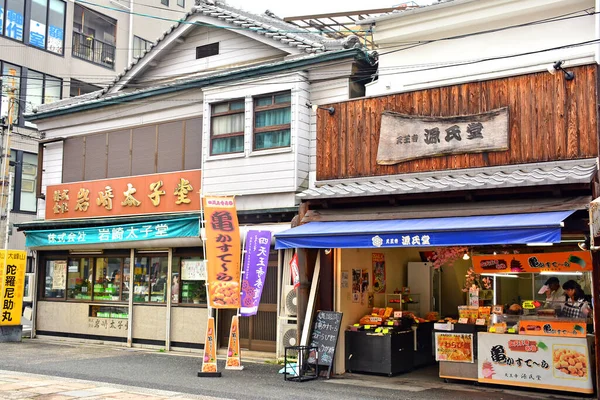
[435,332,474,363]
[307,311,342,372]
[478,332,593,394]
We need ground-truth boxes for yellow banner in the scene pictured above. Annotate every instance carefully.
[226,315,242,369]
[203,196,241,309]
[0,250,27,326]
[201,317,218,373]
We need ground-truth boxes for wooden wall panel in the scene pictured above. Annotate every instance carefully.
[317,65,598,180]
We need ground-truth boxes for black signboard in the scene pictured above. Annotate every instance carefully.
[308,310,343,378]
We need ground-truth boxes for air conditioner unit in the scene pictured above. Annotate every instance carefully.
[283,285,298,317]
[278,321,298,358]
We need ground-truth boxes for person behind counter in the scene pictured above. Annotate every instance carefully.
[538,277,564,309]
[561,280,591,319]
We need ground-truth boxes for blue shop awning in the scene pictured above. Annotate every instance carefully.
[274,211,575,249]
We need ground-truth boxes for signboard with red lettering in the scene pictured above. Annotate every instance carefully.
[201,317,218,373]
[203,196,241,309]
[435,332,474,363]
[0,250,27,326]
[478,332,593,394]
[472,251,591,274]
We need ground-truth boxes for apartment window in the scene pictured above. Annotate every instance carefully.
[24,69,62,127]
[72,4,116,68]
[3,0,25,41]
[253,91,291,150]
[210,100,244,155]
[0,62,21,125]
[196,42,219,59]
[176,0,184,7]
[9,150,38,213]
[133,35,153,59]
[160,0,168,5]
[70,78,100,97]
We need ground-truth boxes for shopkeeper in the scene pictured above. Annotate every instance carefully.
[539,276,564,310]
[561,280,591,319]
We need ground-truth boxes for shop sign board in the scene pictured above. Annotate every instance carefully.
[201,317,218,373]
[181,260,206,281]
[471,251,591,274]
[240,230,272,316]
[589,197,600,247]
[478,332,593,394]
[45,170,201,220]
[376,108,509,165]
[25,216,200,248]
[203,196,241,309]
[435,332,474,363]
[0,250,27,326]
[519,319,586,337]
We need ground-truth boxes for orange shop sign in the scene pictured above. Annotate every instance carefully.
[203,196,241,309]
[519,320,586,338]
[471,251,592,274]
[46,170,201,220]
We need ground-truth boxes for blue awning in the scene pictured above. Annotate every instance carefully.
[274,211,575,249]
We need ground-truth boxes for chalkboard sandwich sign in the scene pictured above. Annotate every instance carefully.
[307,310,343,379]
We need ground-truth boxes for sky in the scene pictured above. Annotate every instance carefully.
[223,1,436,18]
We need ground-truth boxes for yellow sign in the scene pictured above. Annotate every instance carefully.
[435,332,474,363]
[0,250,27,326]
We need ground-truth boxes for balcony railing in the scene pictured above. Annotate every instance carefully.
[72,31,115,69]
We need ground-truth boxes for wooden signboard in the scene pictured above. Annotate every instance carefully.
[307,310,343,379]
[376,107,509,165]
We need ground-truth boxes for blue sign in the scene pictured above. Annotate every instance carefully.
[6,10,23,41]
[0,7,4,35]
[48,25,63,53]
[29,20,46,48]
[25,217,200,247]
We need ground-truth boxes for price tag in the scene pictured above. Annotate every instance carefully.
[364,325,371,329]
[375,327,382,333]
[393,311,403,318]
[475,318,486,326]
[489,327,496,332]
[382,328,389,334]
[508,328,516,333]
[353,324,360,327]
[458,318,469,324]
[387,321,394,326]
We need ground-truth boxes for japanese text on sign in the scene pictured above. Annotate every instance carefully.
[0,250,27,326]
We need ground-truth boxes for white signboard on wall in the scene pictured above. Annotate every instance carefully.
[181,260,206,281]
[52,260,67,290]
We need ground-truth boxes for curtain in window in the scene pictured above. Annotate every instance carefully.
[255,108,290,128]
[212,136,244,155]
[211,113,244,154]
[255,129,290,150]
[255,107,291,149]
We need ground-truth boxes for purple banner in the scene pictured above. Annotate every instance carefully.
[240,230,272,316]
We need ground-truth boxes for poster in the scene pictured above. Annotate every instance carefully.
[351,269,361,303]
[372,253,386,293]
[225,315,242,369]
[203,196,241,309]
[5,10,23,41]
[0,250,27,326]
[361,269,369,304]
[48,25,64,54]
[472,251,592,274]
[478,332,593,394]
[240,230,272,316]
[52,260,67,290]
[435,333,474,363]
[201,317,218,373]
[181,260,206,281]
[289,253,300,289]
[29,20,46,48]
[341,271,349,289]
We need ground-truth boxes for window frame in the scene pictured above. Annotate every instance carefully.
[252,91,292,151]
[2,0,26,42]
[160,0,168,6]
[209,99,245,156]
[24,68,62,124]
[176,0,184,7]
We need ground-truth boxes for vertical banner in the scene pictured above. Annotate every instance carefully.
[225,315,243,370]
[201,317,218,373]
[203,196,241,309]
[0,250,27,326]
[290,253,300,289]
[240,230,272,316]
[372,253,386,293]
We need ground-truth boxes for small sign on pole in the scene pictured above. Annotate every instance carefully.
[198,317,221,377]
[225,315,243,370]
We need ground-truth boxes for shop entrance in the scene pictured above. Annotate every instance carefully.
[218,249,278,352]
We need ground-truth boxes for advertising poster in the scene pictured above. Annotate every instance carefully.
[52,260,67,290]
[48,25,64,54]
[361,268,370,304]
[289,253,300,288]
[372,253,386,293]
[181,260,206,281]
[0,250,27,326]
[29,20,46,48]
[203,196,241,309]
[201,317,218,373]
[478,332,593,394]
[435,333,474,363]
[472,251,592,274]
[240,230,272,316]
[225,315,242,369]
[351,268,361,303]
[5,10,23,41]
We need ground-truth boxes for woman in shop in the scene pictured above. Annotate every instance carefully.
[561,280,591,319]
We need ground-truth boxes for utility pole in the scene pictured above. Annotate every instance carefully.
[0,68,16,252]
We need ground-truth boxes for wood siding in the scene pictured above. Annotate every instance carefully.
[317,65,599,181]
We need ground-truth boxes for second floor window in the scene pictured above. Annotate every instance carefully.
[133,36,153,59]
[72,4,116,68]
[210,100,245,155]
[253,92,291,150]
[24,69,62,127]
[9,150,38,213]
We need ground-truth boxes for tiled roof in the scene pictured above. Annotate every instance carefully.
[298,158,598,200]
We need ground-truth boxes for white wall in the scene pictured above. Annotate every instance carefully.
[366,0,596,96]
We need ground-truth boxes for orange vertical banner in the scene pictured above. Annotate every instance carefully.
[225,315,243,370]
[203,196,241,308]
[201,317,218,373]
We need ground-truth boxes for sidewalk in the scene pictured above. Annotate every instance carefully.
[0,370,228,400]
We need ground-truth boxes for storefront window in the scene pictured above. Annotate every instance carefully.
[67,257,91,300]
[178,257,206,304]
[93,258,122,301]
[132,256,168,303]
[133,257,148,302]
[44,259,66,298]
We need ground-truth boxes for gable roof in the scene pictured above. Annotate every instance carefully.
[106,0,361,95]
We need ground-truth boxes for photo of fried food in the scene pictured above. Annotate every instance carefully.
[202,364,217,372]
[227,358,241,367]
[212,281,240,306]
[553,348,587,378]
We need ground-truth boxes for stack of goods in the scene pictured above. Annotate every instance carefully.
[349,307,438,333]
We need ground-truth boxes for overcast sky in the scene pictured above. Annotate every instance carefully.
[223,1,436,18]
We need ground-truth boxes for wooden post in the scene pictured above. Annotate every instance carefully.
[591,250,600,400]
[296,248,317,346]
